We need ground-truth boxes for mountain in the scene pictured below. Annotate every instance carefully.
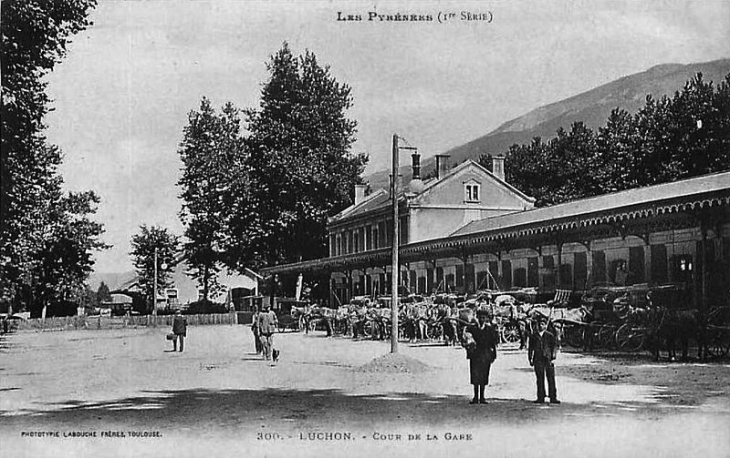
[365,58,730,191]
[88,270,136,291]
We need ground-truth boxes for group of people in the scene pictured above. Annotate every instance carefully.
[251,305,278,360]
[463,309,560,405]
[169,304,559,404]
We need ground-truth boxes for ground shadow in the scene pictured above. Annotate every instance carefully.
[0,382,708,432]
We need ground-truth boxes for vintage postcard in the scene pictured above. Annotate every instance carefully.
[2,1,729,457]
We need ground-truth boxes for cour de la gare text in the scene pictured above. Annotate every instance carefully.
[336,11,493,23]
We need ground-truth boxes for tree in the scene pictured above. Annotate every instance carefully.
[130,226,180,312]
[177,98,244,301]
[504,72,730,207]
[229,43,368,268]
[594,108,641,193]
[1,0,99,312]
[96,281,111,304]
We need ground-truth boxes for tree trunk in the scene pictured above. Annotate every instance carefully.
[202,265,209,302]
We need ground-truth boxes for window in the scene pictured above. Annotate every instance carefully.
[464,182,480,202]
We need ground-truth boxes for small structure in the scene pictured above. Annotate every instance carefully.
[99,293,134,316]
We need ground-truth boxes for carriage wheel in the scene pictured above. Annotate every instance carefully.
[597,325,618,350]
[707,330,730,358]
[615,324,645,352]
[428,323,442,341]
[363,321,373,338]
[500,322,521,345]
[562,324,584,349]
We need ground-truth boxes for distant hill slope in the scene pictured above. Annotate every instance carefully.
[365,58,730,191]
[89,271,136,292]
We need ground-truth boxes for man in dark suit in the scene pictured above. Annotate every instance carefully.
[528,317,560,404]
[172,309,187,352]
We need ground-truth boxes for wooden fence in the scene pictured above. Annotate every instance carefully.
[13,313,238,332]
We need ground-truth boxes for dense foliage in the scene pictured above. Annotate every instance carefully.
[178,43,367,271]
[480,73,730,207]
[129,225,180,312]
[177,98,244,300]
[1,0,106,315]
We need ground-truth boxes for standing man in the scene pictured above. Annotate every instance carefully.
[257,304,278,360]
[172,309,187,352]
[528,317,560,404]
[251,308,262,354]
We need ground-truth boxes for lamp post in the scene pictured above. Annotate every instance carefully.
[153,248,158,317]
[390,134,418,354]
[152,247,168,318]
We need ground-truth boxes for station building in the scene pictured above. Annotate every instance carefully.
[262,156,730,312]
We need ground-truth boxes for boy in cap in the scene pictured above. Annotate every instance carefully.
[528,317,560,404]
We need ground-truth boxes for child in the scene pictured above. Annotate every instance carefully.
[528,317,560,404]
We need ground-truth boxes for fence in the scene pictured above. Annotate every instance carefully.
[13,313,238,332]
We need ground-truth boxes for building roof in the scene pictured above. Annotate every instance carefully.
[329,159,534,225]
[262,170,730,275]
[329,189,392,224]
[413,159,535,205]
[451,171,730,237]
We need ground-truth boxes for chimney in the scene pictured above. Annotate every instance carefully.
[435,154,451,180]
[354,184,367,205]
[411,151,421,180]
[492,154,505,181]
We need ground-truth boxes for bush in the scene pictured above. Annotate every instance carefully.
[184,300,228,315]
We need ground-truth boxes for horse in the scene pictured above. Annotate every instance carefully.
[646,307,700,361]
[435,303,459,346]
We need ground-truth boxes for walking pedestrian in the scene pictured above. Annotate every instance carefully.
[172,309,187,352]
[462,308,499,404]
[257,304,278,360]
[528,317,560,404]
[251,308,262,354]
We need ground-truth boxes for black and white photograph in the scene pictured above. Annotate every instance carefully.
[2,1,730,457]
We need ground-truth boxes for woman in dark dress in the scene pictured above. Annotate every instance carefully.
[463,309,499,404]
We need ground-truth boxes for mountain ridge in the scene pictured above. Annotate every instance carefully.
[365,58,730,191]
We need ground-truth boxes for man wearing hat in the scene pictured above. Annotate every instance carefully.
[257,304,278,360]
[171,309,187,352]
[528,317,560,404]
[462,308,499,404]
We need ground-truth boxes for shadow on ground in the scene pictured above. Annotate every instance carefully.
[0,383,712,432]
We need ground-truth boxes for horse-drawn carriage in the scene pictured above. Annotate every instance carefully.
[276,298,309,332]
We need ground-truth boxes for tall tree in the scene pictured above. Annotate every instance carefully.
[505,72,730,207]
[1,0,100,311]
[231,43,367,268]
[594,108,641,194]
[130,226,180,312]
[177,98,244,301]
[96,281,112,304]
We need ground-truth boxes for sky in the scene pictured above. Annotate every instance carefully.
[43,0,730,274]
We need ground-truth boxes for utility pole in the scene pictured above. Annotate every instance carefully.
[391,134,399,354]
[153,247,158,319]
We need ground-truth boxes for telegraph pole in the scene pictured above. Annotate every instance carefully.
[153,247,158,319]
[391,134,399,354]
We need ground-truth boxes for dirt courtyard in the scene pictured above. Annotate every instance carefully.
[1,324,729,458]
